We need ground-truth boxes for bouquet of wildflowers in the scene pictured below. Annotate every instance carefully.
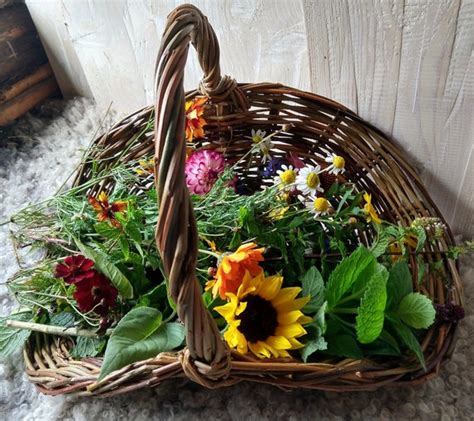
[1,96,467,381]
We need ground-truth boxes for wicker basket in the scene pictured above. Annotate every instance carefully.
[22,4,463,396]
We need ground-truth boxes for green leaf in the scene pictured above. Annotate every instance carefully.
[99,307,184,380]
[0,311,32,360]
[326,334,363,359]
[300,336,328,362]
[49,312,75,328]
[412,226,427,252]
[76,239,134,298]
[390,319,426,369]
[124,221,142,243]
[119,237,130,260]
[301,266,325,313]
[356,264,388,344]
[396,293,436,329]
[362,330,401,357]
[370,229,391,258]
[387,261,413,309]
[70,336,103,358]
[416,254,427,285]
[94,222,121,239]
[325,246,376,308]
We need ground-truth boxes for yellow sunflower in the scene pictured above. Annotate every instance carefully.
[215,271,312,359]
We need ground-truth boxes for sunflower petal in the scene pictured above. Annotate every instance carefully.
[272,287,302,308]
[266,335,292,350]
[258,275,282,300]
[277,310,305,325]
[276,323,307,339]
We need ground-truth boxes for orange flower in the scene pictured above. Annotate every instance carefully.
[208,243,265,299]
[88,191,127,228]
[185,96,207,142]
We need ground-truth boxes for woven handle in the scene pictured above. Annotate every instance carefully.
[153,4,233,385]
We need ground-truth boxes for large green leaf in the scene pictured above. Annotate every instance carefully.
[76,239,134,298]
[98,307,184,380]
[326,334,363,359]
[356,264,388,344]
[386,261,413,309]
[301,266,325,313]
[396,293,436,329]
[325,246,376,308]
[0,311,32,360]
[390,319,426,369]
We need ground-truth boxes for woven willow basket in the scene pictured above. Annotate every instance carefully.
[22,5,463,396]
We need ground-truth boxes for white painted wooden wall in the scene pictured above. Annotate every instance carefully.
[25,0,473,238]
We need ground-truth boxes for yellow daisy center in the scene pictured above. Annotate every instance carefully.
[280,169,296,185]
[333,155,345,169]
[306,172,320,188]
[252,134,263,144]
[314,197,330,212]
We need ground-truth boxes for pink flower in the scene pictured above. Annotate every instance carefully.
[185,150,225,195]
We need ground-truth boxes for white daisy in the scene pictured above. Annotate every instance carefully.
[324,153,346,175]
[295,164,324,195]
[273,164,297,191]
[302,195,331,218]
[250,129,273,163]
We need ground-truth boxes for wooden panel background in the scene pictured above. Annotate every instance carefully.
[25,0,473,238]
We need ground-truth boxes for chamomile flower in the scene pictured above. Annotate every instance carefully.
[324,153,346,175]
[295,164,324,195]
[273,165,297,191]
[303,195,332,218]
[250,129,273,163]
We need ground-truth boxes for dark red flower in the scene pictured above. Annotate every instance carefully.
[435,303,465,323]
[55,255,95,284]
[73,271,118,316]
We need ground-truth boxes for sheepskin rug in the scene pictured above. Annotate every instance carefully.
[0,99,472,420]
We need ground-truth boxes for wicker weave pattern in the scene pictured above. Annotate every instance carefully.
[22,4,463,396]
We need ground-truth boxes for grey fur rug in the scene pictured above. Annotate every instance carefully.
[0,99,472,420]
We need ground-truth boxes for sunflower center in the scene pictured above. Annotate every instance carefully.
[280,169,296,185]
[333,155,345,169]
[236,295,278,343]
[306,172,320,188]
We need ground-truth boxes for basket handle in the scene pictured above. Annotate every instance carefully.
[153,4,234,385]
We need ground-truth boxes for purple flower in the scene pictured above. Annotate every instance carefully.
[261,158,288,178]
[185,150,225,195]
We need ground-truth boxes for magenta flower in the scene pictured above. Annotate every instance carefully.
[185,149,225,195]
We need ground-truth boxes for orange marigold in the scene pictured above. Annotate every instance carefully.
[208,242,265,299]
[185,96,208,142]
[88,191,127,228]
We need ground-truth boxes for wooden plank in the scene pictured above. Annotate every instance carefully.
[0,63,53,103]
[392,0,473,236]
[0,76,59,126]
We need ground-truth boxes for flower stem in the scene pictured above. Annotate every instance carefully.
[6,319,111,338]
[331,307,358,314]
[198,249,220,259]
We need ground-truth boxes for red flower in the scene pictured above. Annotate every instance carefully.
[88,191,127,228]
[73,271,118,316]
[55,255,95,284]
